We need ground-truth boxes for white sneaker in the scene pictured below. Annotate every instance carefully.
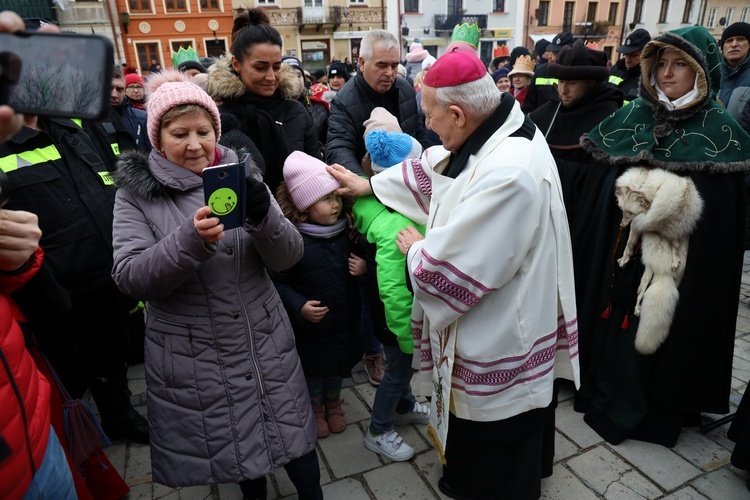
[393,401,430,426]
[364,428,415,461]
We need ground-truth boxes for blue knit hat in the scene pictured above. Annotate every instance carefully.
[366,130,422,171]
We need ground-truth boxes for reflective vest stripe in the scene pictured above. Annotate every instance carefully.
[0,144,63,172]
[71,118,83,128]
[535,77,558,85]
[609,75,624,85]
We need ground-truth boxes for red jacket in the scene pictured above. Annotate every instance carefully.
[0,248,49,500]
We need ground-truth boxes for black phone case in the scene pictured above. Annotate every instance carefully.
[203,162,246,230]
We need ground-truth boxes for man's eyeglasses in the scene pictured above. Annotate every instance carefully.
[127,85,144,91]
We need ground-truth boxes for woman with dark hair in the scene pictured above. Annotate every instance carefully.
[207,8,321,194]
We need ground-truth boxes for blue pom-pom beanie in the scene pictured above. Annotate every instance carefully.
[366,130,415,169]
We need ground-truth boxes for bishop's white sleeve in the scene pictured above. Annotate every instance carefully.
[405,167,542,332]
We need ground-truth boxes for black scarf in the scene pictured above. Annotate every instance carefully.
[225,90,291,193]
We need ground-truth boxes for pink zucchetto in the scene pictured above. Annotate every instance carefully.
[422,49,488,88]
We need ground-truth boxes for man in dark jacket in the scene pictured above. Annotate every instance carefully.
[522,30,574,114]
[111,66,151,153]
[609,29,650,104]
[718,22,750,120]
[326,30,425,175]
[529,40,623,227]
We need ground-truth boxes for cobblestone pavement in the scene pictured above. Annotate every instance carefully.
[101,259,750,499]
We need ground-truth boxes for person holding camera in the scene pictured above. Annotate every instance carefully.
[111,70,322,498]
[0,49,149,446]
[0,10,76,499]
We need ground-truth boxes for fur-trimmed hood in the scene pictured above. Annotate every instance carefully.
[206,54,301,101]
[114,145,259,201]
[581,26,750,173]
[637,30,712,126]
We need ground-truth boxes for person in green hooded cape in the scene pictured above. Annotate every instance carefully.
[574,25,750,447]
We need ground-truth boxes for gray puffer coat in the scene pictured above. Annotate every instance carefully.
[111,146,315,487]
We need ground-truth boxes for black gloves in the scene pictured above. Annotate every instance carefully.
[245,176,270,224]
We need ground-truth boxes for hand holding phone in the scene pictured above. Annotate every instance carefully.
[203,162,246,230]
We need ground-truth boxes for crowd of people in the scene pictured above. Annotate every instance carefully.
[3,6,750,499]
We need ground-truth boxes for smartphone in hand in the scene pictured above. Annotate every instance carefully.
[0,31,113,120]
[203,162,246,230]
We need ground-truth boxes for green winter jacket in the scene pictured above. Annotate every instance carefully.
[353,195,425,354]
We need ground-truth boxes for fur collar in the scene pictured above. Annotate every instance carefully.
[114,145,255,201]
[114,150,171,201]
[207,53,300,101]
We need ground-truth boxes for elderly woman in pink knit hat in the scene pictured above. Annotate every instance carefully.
[110,70,323,499]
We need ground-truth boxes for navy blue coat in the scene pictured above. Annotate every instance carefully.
[271,229,362,378]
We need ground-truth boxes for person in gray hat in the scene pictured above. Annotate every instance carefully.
[609,28,651,104]
[522,30,574,113]
[718,22,750,120]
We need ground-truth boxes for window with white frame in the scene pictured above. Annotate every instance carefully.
[404,0,419,12]
[350,0,366,4]
[726,7,734,25]
[493,0,505,11]
[706,7,717,28]
[741,7,749,23]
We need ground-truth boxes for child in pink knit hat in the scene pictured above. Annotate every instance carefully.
[272,151,364,439]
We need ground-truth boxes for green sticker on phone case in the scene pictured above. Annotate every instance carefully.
[208,187,238,215]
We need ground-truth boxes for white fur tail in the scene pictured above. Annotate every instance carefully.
[634,275,680,355]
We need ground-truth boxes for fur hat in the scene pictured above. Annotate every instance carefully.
[328,62,350,81]
[719,22,750,47]
[365,130,423,172]
[146,69,221,152]
[363,107,401,137]
[546,30,575,52]
[125,73,144,87]
[282,151,340,211]
[409,41,424,53]
[548,39,610,81]
[508,55,535,77]
[423,49,488,88]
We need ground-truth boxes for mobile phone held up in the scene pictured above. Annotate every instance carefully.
[0,31,113,120]
[203,162,246,230]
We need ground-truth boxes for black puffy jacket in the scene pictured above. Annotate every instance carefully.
[326,74,425,175]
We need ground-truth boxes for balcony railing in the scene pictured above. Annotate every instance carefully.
[265,8,300,27]
[434,14,487,32]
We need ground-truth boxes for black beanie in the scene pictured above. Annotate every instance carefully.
[328,62,350,81]
[177,60,206,74]
[720,22,750,47]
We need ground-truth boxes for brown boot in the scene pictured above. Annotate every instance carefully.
[325,399,346,434]
[313,404,330,439]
